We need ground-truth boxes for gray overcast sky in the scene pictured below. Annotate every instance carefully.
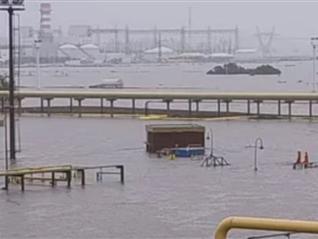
[5,1,318,35]
[1,1,318,52]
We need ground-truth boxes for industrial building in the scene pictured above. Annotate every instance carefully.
[145,124,205,154]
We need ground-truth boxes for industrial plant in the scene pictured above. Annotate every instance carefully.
[0,3,310,66]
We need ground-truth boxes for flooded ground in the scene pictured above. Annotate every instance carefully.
[0,62,318,238]
[1,117,318,238]
[12,61,314,92]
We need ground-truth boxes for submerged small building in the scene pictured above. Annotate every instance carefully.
[146,124,205,153]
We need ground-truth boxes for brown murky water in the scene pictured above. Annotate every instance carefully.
[1,62,318,238]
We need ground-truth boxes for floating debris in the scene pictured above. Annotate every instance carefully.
[207,63,281,75]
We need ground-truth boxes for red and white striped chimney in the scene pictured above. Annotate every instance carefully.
[39,3,51,39]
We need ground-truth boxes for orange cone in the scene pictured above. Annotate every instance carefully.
[296,151,302,164]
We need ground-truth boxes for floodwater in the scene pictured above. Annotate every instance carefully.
[1,62,318,239]
[13,61,314,92]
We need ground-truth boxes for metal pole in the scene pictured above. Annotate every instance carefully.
[4,110,8,189]
[253,137,264,171]
[109,99,114,118]
[313,44,316,92]
[36,43,40,89]
[125,26,130,55]
[254,142,258,171]
[188,7,192,49]
[288,101,292,118]
[4,110,8,169]
[180,27,185,53]
[153,26,157,48]
[158,31,162,63]
[16,13,21,90]
[114,28,119,52]
[118,165,124,184]
[235,26,239,52]
[100,98,104,114]
[217,99,221,116]
[207,26,211,54]
[196,100,200,112]
[132,98,135,114]
[247,100,250,115]
[210,129,214,157]
[8,6,16,161]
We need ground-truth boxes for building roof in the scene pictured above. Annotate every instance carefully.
[80,44,99,49]
[59,44,78,49]
[146,124,205,133]
[235,49,257,54]
[178,52,207,58]
[144,46,174,54]
[210,53,234,58]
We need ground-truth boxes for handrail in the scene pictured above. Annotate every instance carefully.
[1,89,318,101]
[215,217,318,239]
[0,165,72,176]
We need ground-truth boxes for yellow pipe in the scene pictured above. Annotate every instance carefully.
[215,217,318,239]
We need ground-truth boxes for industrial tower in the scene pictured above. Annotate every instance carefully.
[256,26,276,58]
[39,3,52,41]
[38,3,57,60]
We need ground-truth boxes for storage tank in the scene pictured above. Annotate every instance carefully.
[59,44,87,60]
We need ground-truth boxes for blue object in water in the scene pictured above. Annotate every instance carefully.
[174,147,205,158]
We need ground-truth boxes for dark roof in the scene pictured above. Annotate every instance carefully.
[146,124,205,133]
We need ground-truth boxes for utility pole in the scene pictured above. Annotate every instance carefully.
[311,37,318,92]
[158,32,162,63]
[8,5,15,160]
[0,0,25,161]
[34,39,42,89]
[313,44,316,92]
[188,7,192,51]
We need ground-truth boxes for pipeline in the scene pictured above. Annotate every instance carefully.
[215,217,318,239]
